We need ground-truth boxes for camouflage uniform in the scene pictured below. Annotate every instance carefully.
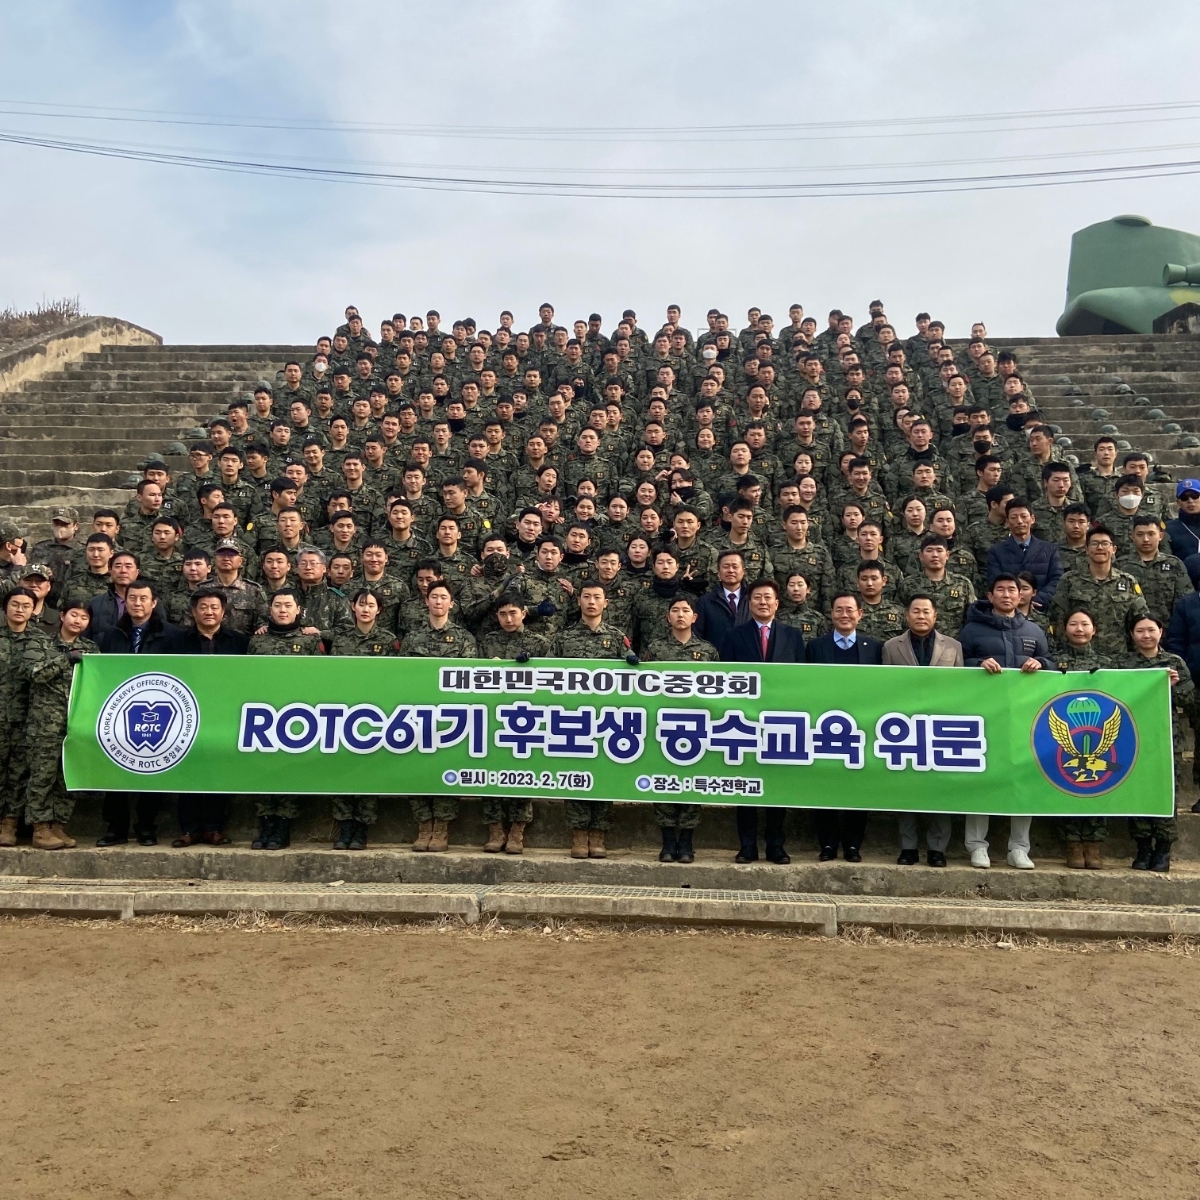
[855,599,906,643]
[772,544,836,612]
[1047,568,1148,657]
[402,620,478,822]
[0,625,55,819]
[477,626,552,660]
[23,636,100,825]
[553,620,631,830]
[1120,553,1193,626]
[896,572,976,636]
[298,582,355,647]
[1121,649,1194,844]
[1053,643,1115,844]
[777,603,830,640]
[58,564,112,609]
[138,551,185,600]
[246,625,324,818]
[215,577,269,636]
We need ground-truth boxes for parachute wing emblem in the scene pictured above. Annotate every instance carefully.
[1048,708,1077,757]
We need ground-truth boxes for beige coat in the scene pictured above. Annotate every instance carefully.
[881,630,965,667]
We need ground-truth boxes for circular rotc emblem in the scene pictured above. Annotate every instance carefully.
[1031,691,1137,796]
[96,673,200,774]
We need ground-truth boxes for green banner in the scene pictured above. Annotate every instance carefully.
[63,656,1174,816]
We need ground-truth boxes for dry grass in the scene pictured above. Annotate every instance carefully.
[0,296,84,349]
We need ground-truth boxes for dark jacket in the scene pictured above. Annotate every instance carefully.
[721,619,806,664]
[804,631,883,665]
[957,601,1053,669]
[1167,515,1200,565]
[694,584,751,653]
[96,611,179,655]
[86,588,124,637]
[985,535,1063,609]
[1166,590,1200,680]
[167,624,250,655]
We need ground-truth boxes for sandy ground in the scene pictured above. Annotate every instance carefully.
[2,919,1199,1200]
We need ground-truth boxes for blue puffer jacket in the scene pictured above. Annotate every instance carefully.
[957,602,1053,669]
[1166,591,1200,680]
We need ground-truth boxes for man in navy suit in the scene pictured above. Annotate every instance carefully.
[721,578,805,863]
[984,498,1063,610]
[804,593,883,861]
[694,549,752,654]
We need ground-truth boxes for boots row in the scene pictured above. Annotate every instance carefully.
[0,816,76,850]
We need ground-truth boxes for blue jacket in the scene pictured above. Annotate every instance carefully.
[1166,591,1200,680]
[958,602,1053,669]
[694,585,751,654]
[985,536,1063,609]
[1166,516,1200,565]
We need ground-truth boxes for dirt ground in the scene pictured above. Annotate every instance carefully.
[2,919,1199,1200]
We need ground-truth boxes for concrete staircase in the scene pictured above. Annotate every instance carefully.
[0,343,306,537]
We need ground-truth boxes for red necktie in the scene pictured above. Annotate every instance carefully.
[759,623,770,660]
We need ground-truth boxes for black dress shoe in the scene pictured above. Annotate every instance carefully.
[137,831,158,847]
[927,850,947,867]
[844,847,862,863]
[765,849,791,865]
[96,832,128,847]
[734,848,759,863]
[896,848,920,865]
[818,846,837,862]
[1191,798,1200,814]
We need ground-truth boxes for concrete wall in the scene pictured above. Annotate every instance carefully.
[0,315,161,393]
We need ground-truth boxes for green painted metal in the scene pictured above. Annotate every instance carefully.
[1056,215,1200,336]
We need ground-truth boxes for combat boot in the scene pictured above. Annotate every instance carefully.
[676,828,695,864]
[0,816,17,847]
[1082,842,1103,870]
[659,828,679,862]
[251,817,275,851]
[1065,842,1086,869]
[332,820,354,850]
[1131,838,1153,870]
[483,822,507,852]
[52,822,77,848]
[349,821,367,851]
[588,829,607,859]
[413,820,434,851]
[504,822,526,854]
[264,818,291,851]
[1150,840,1172,873]
[427,819,450,852]
[570,828,589,859]
[32,822,66,850]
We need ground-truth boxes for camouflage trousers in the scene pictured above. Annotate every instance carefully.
[256,794,300,819]
[1061,817,1108,843]
[564,799,612,830]
[0,723,27,819]
[653,802,701,829]
[410,795,460,823]
[22,731,67,824]
[483,796,533,825]
[1129,816,1177,844]
[331,796,379,824]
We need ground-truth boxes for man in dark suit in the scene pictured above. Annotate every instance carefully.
[804,592,883,862]
[694,548,751,653]
[984,498,1063,609]
[721,578,804,864]
[167,588,249,846]
[95,580,179,847]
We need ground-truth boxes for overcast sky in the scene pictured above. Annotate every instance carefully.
[2,1,1199,346]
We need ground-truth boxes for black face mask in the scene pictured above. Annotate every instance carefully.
[674,486,694,500]
[1005,414,1027,431]
[448,417,467,433]
[973,439,993,455]
[951,423,971,437]
[845,398,861,411]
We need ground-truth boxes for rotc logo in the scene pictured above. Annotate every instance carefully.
[1031,691,1137,796]
[96,673,200,774]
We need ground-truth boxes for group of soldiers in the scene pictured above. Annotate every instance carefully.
[0,299,1194,866]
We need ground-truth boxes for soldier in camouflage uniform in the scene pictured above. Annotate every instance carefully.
[896,537,976,634]
[1051,609,1113,865]
[1122,613,1194,871]
[1121,516,1192,626]
[328,590,400,849]
[777,571,831,639]
[641,594,720,863]
[771,507,835,612]
[210,541,268,635]
[554,583,633,859]
[0,588,55,847]
[854,563,907,642]
[21,602,99,847]
[402,581,477,850]
[246,589,324,849]
[58,533,115,608]
[1047,526,1148,656]
[477,595,552,853]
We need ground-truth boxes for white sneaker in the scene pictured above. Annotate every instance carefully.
[1007,848,1035,870]
[970,847,990,868]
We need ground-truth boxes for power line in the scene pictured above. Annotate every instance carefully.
[3,127,1200,199]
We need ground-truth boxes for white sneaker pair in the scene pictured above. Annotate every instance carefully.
[1007,848,1035,870]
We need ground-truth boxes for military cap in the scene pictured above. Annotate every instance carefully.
[50,506,79,523]
[20,562,53,580]
[0,519,23,542]
[140,453,168,470]
[213,538,243,555]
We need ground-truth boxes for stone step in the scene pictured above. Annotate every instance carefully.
[23,380,250,394]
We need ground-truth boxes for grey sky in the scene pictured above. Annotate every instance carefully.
[1,1,1198,344]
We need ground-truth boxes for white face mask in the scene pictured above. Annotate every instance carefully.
[702,348,717,360]
[1118,493,1142,510]
[313,361,327,374]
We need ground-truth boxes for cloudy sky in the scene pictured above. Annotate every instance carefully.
[1,2,1198,345]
